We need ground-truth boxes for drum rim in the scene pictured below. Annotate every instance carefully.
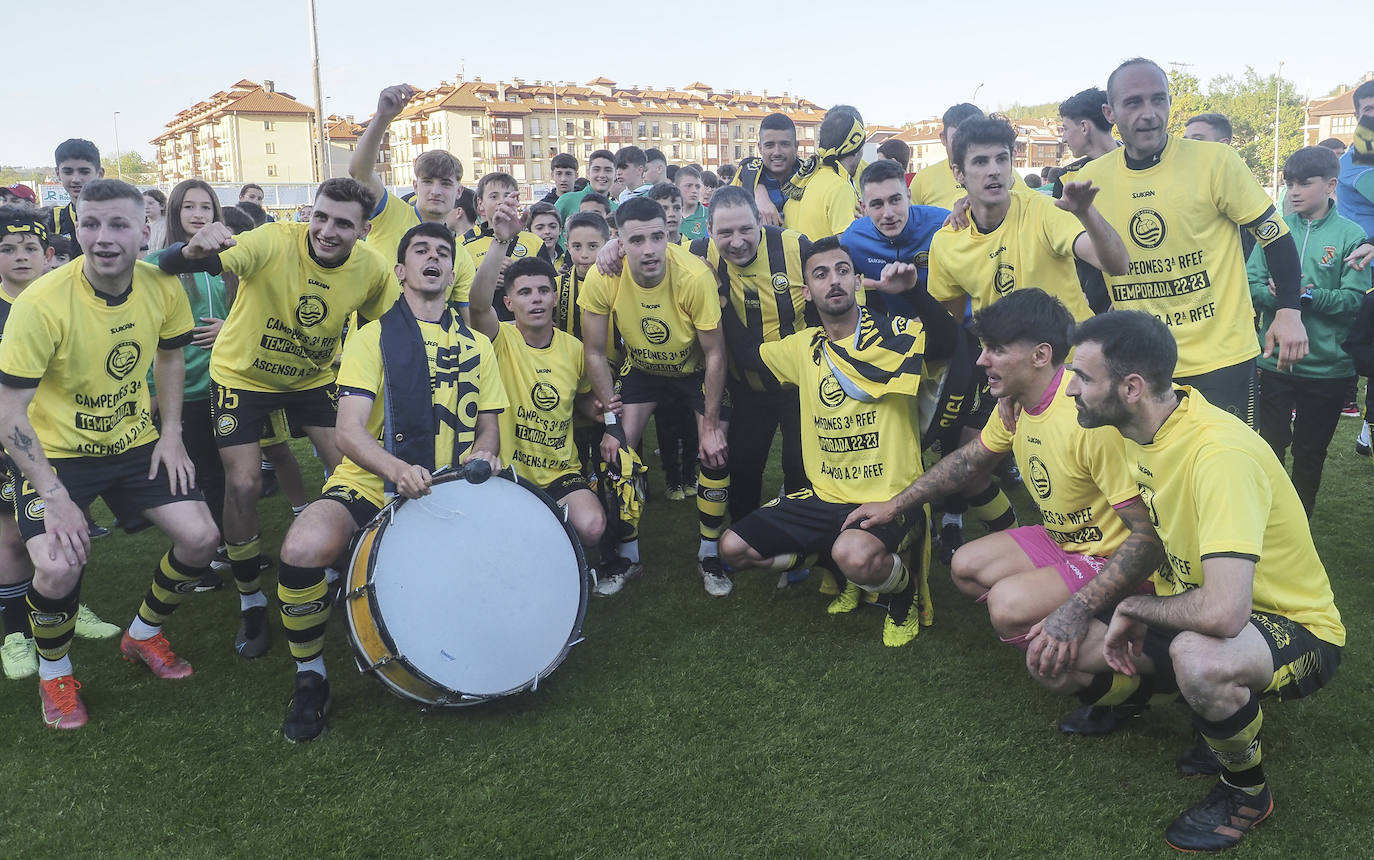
[345,467,590,707]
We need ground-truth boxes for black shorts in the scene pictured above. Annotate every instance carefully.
[618,368,733,421]
[15,442,204,541]
[542,473,591,500]
[1132,610,1339,702]
[211,382,336,449]
[1177,358,1257,429]
[319,483,382,528]
[729,488,916,559]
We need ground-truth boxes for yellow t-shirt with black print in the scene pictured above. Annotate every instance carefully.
[328,311,507,509]
[792,165,859,241]
[1125,387,1343,646]
[460,226,542,270]
[980,368,1137,556]
[211,222,399,393]
[578,243,720,377]
[0,261,193,458]
[1075,137,1286,376]
[759,324,925,505]
[928,190,1093,321]
[492,323,590,488]
[366,190,476,306]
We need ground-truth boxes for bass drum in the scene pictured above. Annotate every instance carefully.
[343,469,588,707]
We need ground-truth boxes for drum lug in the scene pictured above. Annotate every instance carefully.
[364,655,396,671]
[344,583,371,600]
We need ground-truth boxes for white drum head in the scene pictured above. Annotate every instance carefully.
[370,476,583,698]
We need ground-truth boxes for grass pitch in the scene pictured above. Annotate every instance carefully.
[2,418,1371,858]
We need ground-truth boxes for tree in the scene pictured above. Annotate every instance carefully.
[101,151,158,187]
[1205,67,1305,187]
[1166,68,1207,135]
[0,165,46,187]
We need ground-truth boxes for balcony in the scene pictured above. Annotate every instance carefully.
[411,134,428,145]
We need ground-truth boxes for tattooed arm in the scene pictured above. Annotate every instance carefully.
[1026,498,1164,677]
[842,436,1001,529]
[0,384,89,565]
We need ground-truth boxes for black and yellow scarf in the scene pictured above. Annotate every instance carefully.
[813,307,926,401]
[736,116,867,203]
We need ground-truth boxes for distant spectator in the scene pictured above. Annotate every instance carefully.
[1023,172,1043,189]
[1184,112,1233,143]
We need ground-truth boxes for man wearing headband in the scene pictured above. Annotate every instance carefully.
[793,107,867,242]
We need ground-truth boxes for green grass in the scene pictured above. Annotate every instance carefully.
[3,417,1372,858]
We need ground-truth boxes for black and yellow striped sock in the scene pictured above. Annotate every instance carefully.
[277,563,330,664]
[227,536,262,597]
[136,550,205,627]
[696,464,729,541]
[1196,693,1266,794]
[967,482,1017,531]
[0,578,32,635]
[27,584,79,664]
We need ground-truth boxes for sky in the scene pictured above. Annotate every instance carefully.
[3,0,1366,170]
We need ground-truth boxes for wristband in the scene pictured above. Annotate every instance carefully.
[603,412,618,425]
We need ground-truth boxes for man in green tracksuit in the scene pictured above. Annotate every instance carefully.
[1249,146,1368,516]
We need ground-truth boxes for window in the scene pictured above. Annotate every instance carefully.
[512,143,525,158]
[564,96,577,105]
[637,122,647,138]
[550,145,558,155]
[472,143,483,157]
[672,144,680,159]
[749,125,756,139]
[734,123,742,138]
[583,119,592,136]
[704,122,715,136]
[685,124,693,140]
[533,164,542,181]
[471,118,482,134]
[734,145,742,159]
[511,118,523,135]
[565,120,575,138]
[622,121,633,136]
[496,141,510,156]
[584,143,593,157]
[671,122,680,138]
[531,144,542,158]
[264,142,276,155]
[529,118,540,136]
[1332,115,1356,134]
[494,118,510,135]
[266,164,277,176]
[652,122,660,138]
[263,120,275,131]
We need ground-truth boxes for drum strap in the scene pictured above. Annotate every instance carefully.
[378,298,462,492]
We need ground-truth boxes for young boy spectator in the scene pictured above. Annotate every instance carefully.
[701,170,720,206]
[1249,146,1368,516]
[676,165,708,241]
[50,139,103,247]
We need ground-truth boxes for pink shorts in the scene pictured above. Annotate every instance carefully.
[1006,525,1107,594]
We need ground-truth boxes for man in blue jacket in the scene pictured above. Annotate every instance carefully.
[842,159,950,318]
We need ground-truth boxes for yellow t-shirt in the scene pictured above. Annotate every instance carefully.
[759,324,925,505]
[492,323,590,488]
[366,190,477,306]
[1125,387,1344,646]
[1075,137,1286,376]
[730,166,804,229]
[980,368,1137,556]
[909,159,964,210]
[0,261,193,458]
[928,190,1093,321]
[697,227,809,391]
[792,164,860,240]
[328,311,507,508]
[211,222,399,393]
[578,243,721,377]
[460,227,543,271]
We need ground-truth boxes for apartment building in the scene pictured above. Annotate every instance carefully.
[152,80,321,186]
[384,77,825,187]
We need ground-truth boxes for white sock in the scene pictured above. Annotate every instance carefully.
[698,539,718,560]
[942,512,963,528]
[127,617,159,641]
[38,655,73,681]
[240,591,268,611]
[1360,421,1371,446]
[621,540,640,563]
[324,567,340,584]
[297,657,326,678]
[858,554,905,594]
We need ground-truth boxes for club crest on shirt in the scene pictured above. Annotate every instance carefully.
[1128,208,1167,249]
[104,341,142,381]
[818,373,846,408]
[993,263,1016,296]
[1137,481,1160,527]
[1027,455,1052,500]
[771,273,791,293]
[641,317,669,345]
[531,381,560,411]
[297,295,328,328]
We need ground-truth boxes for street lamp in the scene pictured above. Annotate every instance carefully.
[113,111,123,180]
[972,83,984,104]
[1271,61,1284,196]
